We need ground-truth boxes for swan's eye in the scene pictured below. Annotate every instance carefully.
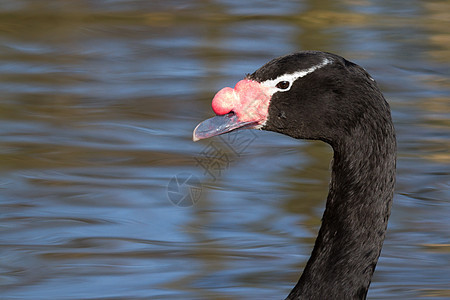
[276,81,290,90]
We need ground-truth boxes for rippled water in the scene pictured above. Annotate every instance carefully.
[1,1,449,299]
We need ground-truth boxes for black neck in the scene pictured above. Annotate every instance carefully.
[287,121,396,300]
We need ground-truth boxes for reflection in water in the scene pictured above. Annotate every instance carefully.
[0,1,449,299]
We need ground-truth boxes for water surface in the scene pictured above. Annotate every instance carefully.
[0,1,449,299]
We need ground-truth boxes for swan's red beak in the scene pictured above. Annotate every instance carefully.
[193,79,271,141]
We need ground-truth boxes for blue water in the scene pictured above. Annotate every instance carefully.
[0,1,449,299]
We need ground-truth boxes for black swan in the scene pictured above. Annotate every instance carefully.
[193,51,396,300]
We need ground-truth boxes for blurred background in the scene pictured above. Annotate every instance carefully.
[0,1,449,299]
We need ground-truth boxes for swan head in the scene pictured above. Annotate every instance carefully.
[193,51,386,144]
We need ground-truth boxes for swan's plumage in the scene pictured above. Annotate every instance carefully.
[194,51,396,300]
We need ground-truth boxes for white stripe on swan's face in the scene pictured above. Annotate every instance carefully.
[260,58,332,95]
